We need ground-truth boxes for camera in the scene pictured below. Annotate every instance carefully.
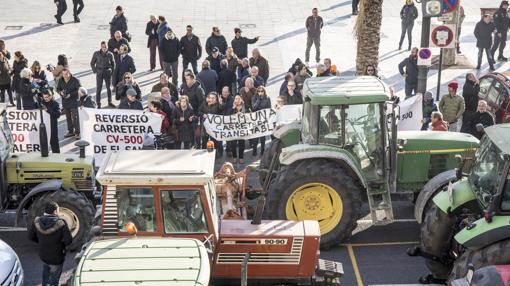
[46,64,55,71]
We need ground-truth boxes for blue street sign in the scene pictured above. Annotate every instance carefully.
[419,48,432,60]
[442,0,459,14]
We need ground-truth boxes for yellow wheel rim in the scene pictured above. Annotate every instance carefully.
[285,183,343,235]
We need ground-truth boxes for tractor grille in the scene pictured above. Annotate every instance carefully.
[216,237,303,264]
[428,154,449,179]
[102,187,118,236]
[73,180,94,191]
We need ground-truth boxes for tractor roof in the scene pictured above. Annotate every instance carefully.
[96,150,216,186]
[485,123,510,155]
[302,76,391,105]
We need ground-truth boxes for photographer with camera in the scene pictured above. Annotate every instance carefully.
[56,69,81,139]
[40,90,61,153]
[31,61,47,85]
[47,54,68,88]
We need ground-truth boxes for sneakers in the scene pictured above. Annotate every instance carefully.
[74,133,81,140]
[64,132,75,138]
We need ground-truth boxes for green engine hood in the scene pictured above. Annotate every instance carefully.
[397,131,479,153]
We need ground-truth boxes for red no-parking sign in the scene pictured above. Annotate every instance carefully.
[418,48,432,66]
[431,24,456,48]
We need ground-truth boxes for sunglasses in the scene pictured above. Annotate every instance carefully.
[124,77,131,79]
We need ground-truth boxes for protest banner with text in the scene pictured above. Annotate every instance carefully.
[7,110,50,153]
[397,93,423,131]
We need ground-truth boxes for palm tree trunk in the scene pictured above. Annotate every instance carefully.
[355,0,384,75]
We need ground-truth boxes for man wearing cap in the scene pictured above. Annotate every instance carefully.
[491,1,510,62]
[474,14,496,70]
[439,81,465,132]
[231,28,259,59]
[28,201,72,286]
[206,27,228,56]
[160,29,181,86]
[109,6,128,39]
[118,88,143,110]
[180,25,202,77]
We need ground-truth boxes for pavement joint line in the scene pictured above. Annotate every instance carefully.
[347,244,364,286]
[357,218,417,223]
[342,241,419,247]
[0,227,27,232]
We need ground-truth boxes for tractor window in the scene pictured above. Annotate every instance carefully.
[478,77,493,100]
[318,106,342,145]
[500,172,510,211]
[116,188,157,232]
[161,190,208,234]
[487,81,504,106]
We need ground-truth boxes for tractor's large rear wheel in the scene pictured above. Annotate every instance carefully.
[28,190,95,251]
[420,203,457,279]
[267,159,362,248]
[450,239,510,279]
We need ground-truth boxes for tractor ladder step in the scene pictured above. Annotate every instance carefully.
[367,187,394,225]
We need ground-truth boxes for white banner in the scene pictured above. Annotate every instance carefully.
[204,108,277,141]
[6,110,51,153]
[79,108,163,165]
[398,93,423,131]
[276,105,302,125]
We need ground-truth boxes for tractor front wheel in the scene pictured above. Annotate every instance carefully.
[267,159,362,248]
[27,190,95,251]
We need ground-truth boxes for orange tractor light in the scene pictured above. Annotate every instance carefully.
[125,222,138,236]
[207,140,215,152]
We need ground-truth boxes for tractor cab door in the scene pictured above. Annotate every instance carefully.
[0,115,12,207]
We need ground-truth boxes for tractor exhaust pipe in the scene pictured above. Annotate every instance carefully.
[75,140,90,158]
[38,109,49,157]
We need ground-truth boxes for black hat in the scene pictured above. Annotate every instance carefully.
[116,5,123,11]
[502,1,509,6]
[45,201,58,214]
[212,47,219,53]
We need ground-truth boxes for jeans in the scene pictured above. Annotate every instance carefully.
[96,69,112,107]
[404,82,417,99]
[477,47,494,68]
[163,61,179,86]
[149,38,159,70]
[56,0,67,19]
[64,107,80,134]
[491,32,507,59]
[182,59,198,79]
[42,263,63,286]
[305,36,321,62]
[399,22,414,49]
[72,0,84,17]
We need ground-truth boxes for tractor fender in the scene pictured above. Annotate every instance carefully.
[414,170,457,223]
[15,179,63,227]
[279,144,367,189]
[454,215,510,250]
[431,179,477,215]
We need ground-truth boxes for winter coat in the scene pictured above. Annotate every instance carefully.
[474,20,495,49]
[90,50,116,73]
[32,70,47,84]
[0,59,11,85]
[41,99,61,138]
[180,81,205,112]
[493,7,510,34]
[196,68,218,95]
[220,94,234,115]
[462,80,480,112]
[156,110,170,133]
[198,102,222,136]
[160,36,181,63]
[160,98,177,123]
[56,75,81,109]
[206,54,225,74]
[217,68,236,93]
[180,34,202,61]
[241,75,265,88]
[236,66,250,86]
[116,82,141,101]
[28,215,72,265]
[205,34,228,56]
[294,73,311,92]
[249,56,270,82]
[157,21,171,42]
[282,90,303,105]
[118,99,143,110]
[18,78,36,110]
[109,14,128,39]
[226,55,239,72]
[239,87,256,111]
[151,82,179,102]
[252,95,271,111]
[175,106,196,142]
[398,56,418,85]
[107,37,131,55]
[305,15,324,38]
[431,120,448,131]
[113,54,136,86]
[12,59,27,93]
[400,4,418,25]
[470,112,495,139]
[145,21,159,47]
[80,94,97,108]
[439,94,465,124]
[231,36,258,59]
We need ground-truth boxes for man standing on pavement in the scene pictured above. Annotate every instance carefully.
[108,31,131,56]
[197,60,218,95]
[28,201,72,286]
[474,14,496,70]
[398,47,419,98]
[180,25,202,78]
[57,69,81,139]
[109,6,128,40]
[113,44,136,90]
[305,8,324,65]
[72,0,84,23]
[439,81,465,132]
[469,100,495,139]
[206,27,228,56]
[160,29,181,86]
[146,15,160,71]
[231,28,259,59]
[249,48,269,83]
[91,41,116,108]
[491,1,510,62]
[54,0,67,25]
[398,0,419,51]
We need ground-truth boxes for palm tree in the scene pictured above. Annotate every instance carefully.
[355,0,384,75]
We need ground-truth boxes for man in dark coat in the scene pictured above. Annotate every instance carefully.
[56,69,81,138]
[79,87,97,108]
[197,60,218,96]
[205,27,228,56]
[398,0,419,51]
[217,59,236,93]
[231,28,259,59]
[160,29,181,86]
[109,6,128,39]
[461,73,480,133]
[113,44,136,89]
[474,14,496,70]
[41,91,61,153]
[72,0,84,23]
[28,201,72,286]
[180,73,205,113]
[398,47,419,99]
[205,47,225,74]
[470,100,495,139]
[241,66,265,88]
[108,31,131,56]
[305,8,324,64]
[146,15,161,71]
[180,25,202,77]
[91,41,116,108]
[491,1,510,62]
[151,73,178,102]
[249,48,270,83]
[54,0,67,25]
[219,86,234,115]
[118,89,143,110]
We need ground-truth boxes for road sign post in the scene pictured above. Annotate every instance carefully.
[436,49,444,101]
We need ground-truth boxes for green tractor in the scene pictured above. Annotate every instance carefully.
[410,123,510,283]
[260,76,479,247]
[0,107,96,250]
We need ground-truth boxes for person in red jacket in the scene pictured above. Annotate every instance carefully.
[430,111,448,131]
[149,100,170,134]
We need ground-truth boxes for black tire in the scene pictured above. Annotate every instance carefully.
[266,159,362,248]
[420,203,457,279]
[258,139,282,186]
[27,190,95,251]
[450,239,510,279]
